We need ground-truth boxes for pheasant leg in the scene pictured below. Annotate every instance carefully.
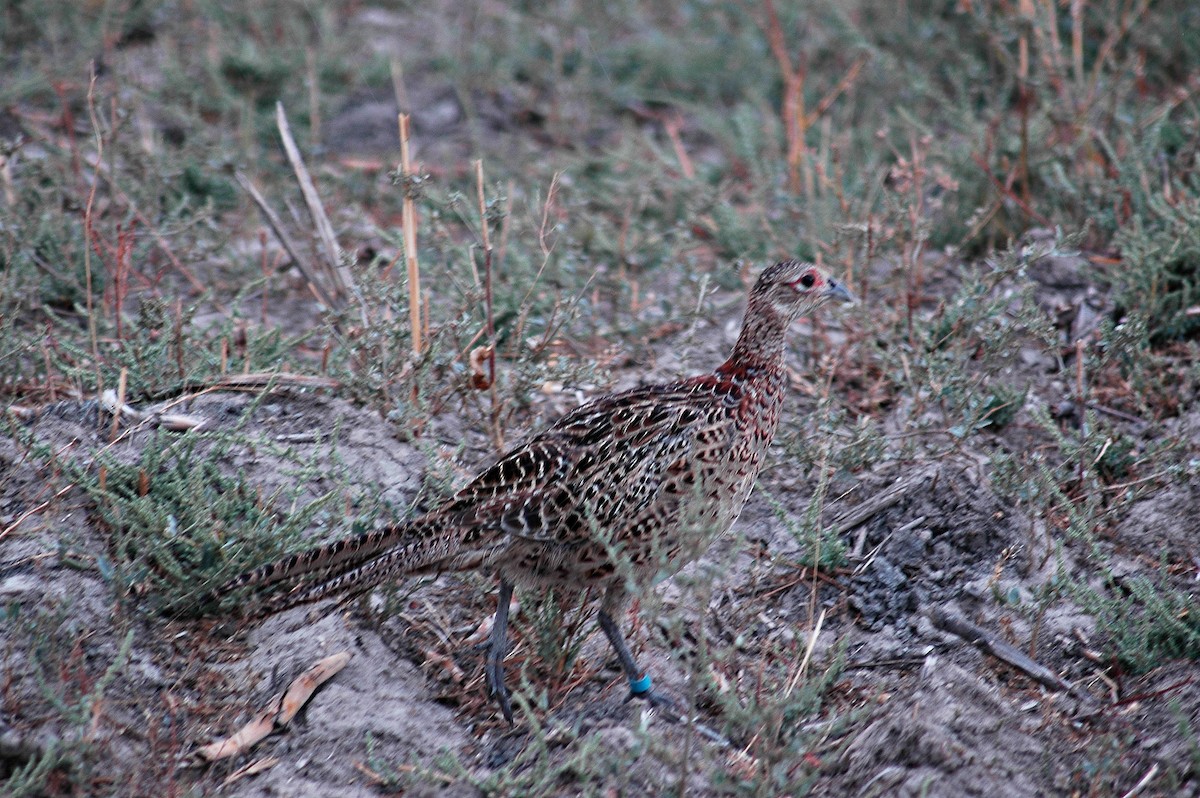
[485,578,514,723]
[598,606,735,746]
[596,608,681,717]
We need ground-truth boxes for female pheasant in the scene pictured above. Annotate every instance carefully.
[220,260,853,721]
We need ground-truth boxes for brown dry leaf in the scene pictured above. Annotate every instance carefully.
[463,597,520,646]
[196,651,351,762]
[468,345,494,389]
[421,647,466,683]
[726,747,759,782]
[195,708,276,761]
[647,321,685,341]
[276,651,352,724]
[221,756,281,787]
[157,412,206,431]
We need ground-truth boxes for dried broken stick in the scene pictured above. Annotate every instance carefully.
[928,608,1095,705]
[196,651,351,762]
[99,390,206,432]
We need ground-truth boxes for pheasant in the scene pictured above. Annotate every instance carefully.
[218,260,853,721]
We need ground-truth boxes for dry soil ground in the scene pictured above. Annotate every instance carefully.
[3,258,1199,796]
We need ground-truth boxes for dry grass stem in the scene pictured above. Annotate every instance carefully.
[237,171,338,313]
[275,102,362,320]
[399,113,422,356]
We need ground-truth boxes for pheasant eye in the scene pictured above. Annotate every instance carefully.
[799,272,816,288]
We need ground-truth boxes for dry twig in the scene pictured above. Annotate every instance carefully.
[832,464,938,533]
[928,608,1083,697]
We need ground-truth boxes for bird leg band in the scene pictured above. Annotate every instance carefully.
[628,673,652,695]
[598,609,654,697]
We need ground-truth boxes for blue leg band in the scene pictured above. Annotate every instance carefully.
[629,673,652,695]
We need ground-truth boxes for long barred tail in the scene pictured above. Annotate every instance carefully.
[213,514,464,618]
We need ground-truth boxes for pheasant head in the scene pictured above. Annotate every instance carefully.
[754,259,855,321]
[723,260,855,371]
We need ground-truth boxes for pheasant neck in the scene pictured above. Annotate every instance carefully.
[718,298,791,378]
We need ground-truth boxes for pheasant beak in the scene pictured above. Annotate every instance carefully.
[824,277,856,304]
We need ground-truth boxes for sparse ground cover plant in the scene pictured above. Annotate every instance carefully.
[2,0,1199,795]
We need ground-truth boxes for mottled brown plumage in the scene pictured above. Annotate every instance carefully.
[220,260,853,721]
